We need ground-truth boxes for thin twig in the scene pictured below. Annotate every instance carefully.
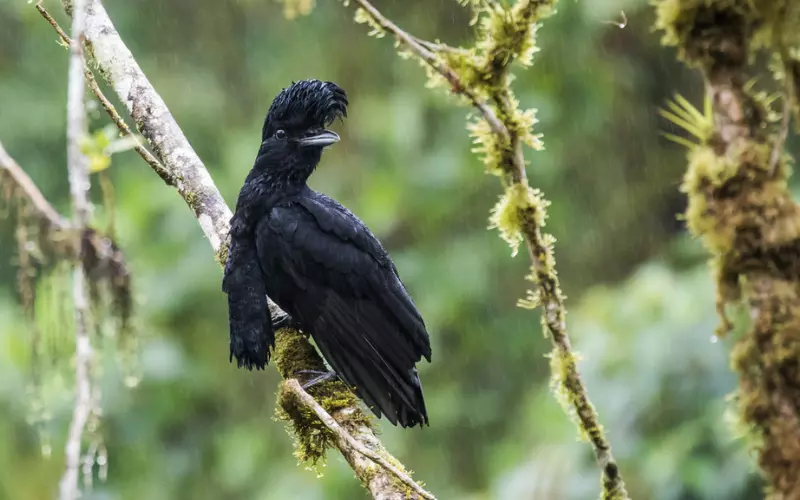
[35,4,172,185]
[353,0,507,139]
[285,380,436,500]
[0,141,68,229]
[59,0,93,498]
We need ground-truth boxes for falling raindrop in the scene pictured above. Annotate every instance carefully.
[710,335,718,343]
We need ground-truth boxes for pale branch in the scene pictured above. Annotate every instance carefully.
[350,1,628,497]
[0,141,67,230]
[36,4,172,187]
[59,0,93,498]
[59,0,229,253]
[285,380,435,500]
[54,1,429,497]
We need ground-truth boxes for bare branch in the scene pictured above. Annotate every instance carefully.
[36,4,172,187]
[59,0,93,498]
[0,141,67,230]
[58,0,230,254]
[285,380,435,500]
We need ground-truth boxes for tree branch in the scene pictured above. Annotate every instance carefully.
[35,4,170,186]
[0,141,67,230]
[52,1,428,497]
[285,379,435,500]
[1,137,133,327]
[59,0,93,498]
[349,1,628,498]
[58,0,230,255]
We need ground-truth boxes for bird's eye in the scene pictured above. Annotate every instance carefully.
[275,129,287,140]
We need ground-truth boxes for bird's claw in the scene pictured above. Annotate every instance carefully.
[297,370,339,389]
[272,312,302,331]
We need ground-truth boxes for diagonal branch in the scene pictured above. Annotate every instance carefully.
[285,379,435,500]
[0,141,67,230]
[35,4,170,186]
[59,0,230,255]
[51,1,430,497]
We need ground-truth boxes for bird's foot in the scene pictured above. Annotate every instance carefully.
[296,370,339,389]
[272,312,303,331]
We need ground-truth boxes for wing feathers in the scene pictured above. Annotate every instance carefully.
[260,197,431,427]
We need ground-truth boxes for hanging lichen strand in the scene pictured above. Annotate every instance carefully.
[654,0,800,496]
[351,1,628,498]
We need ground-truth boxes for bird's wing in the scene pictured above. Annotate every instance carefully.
[222,219,274,370]
[258,196,431,426]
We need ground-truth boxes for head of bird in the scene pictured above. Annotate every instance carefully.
[257,79,348,181]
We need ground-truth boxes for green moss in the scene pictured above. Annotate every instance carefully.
[273,329,373,470]
[184,191,198,212]
[214,240,229,267]
[729,280,800,496]
[655,0,800,493]
[272,327,326,377]
[653,0,757,67]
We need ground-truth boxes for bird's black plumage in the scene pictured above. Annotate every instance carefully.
[223,79,432,427]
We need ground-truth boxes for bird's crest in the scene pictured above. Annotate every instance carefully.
[262,79,348,138]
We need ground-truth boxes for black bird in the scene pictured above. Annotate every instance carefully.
[223,79,432,427]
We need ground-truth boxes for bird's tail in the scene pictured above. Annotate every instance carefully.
[310,309,429,428]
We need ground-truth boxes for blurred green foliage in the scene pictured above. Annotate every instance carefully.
[0,0,782,498]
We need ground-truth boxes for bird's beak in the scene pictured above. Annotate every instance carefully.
[297,130,340,148]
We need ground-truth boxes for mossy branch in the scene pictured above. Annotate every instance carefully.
[47,1,430,497]
[283,377,435,500]
[0,139,132,327]
[348,1,628,498]
[655,0,800,496]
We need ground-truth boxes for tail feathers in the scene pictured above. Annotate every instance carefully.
[315,334,428,427]
[309,295,429,428]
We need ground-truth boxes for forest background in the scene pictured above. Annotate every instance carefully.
[0,0,783,498]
